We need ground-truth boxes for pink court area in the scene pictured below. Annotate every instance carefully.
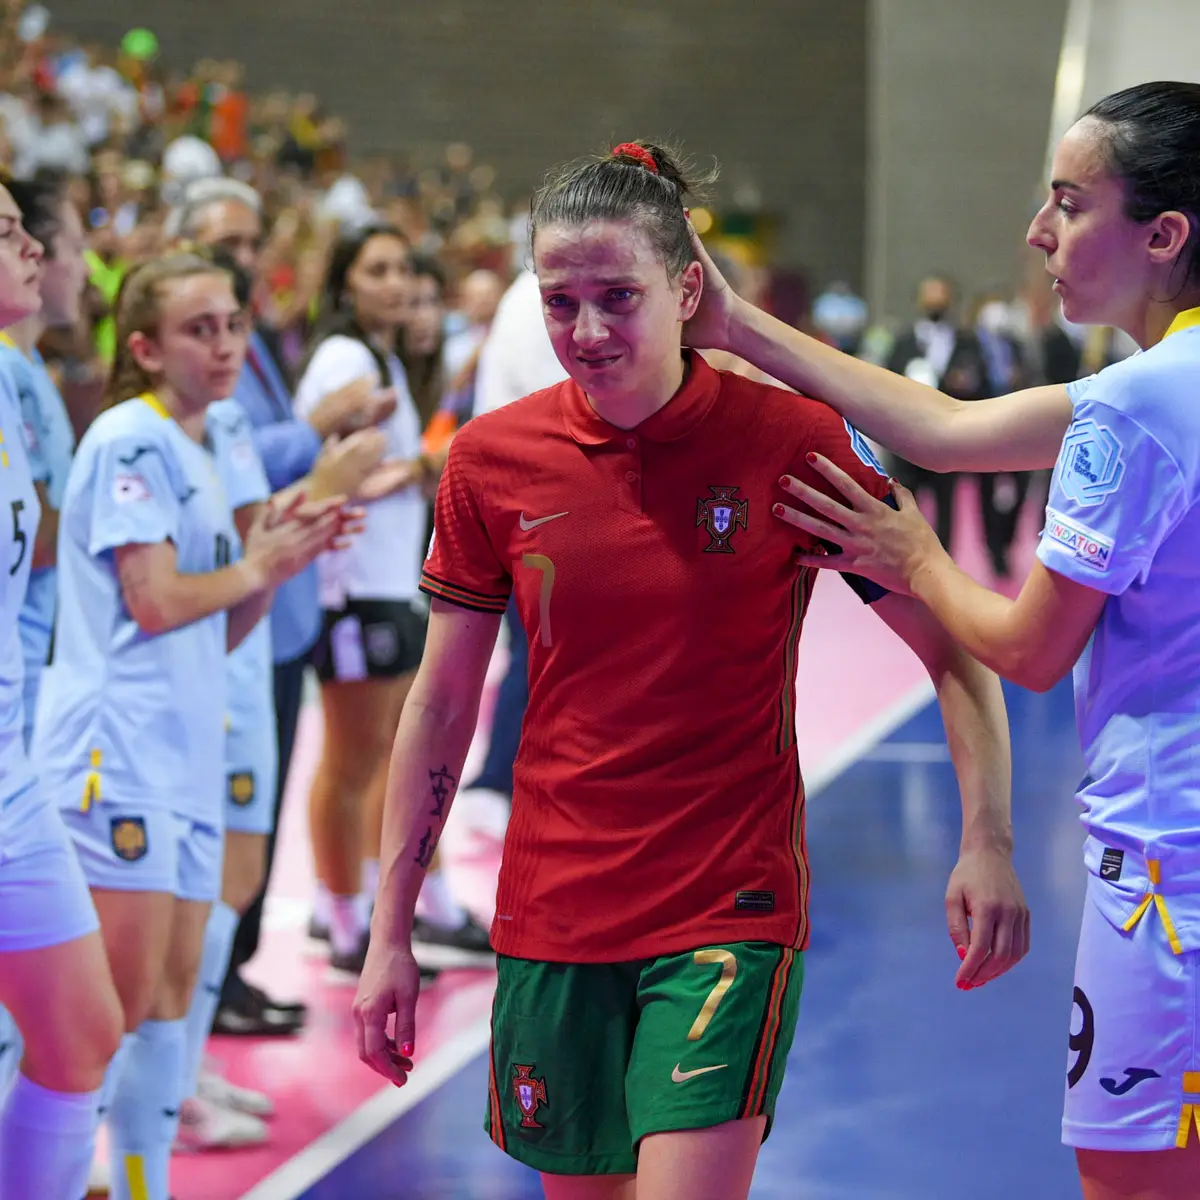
[170,477,1041,1200]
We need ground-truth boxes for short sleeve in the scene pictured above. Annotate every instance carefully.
[293,337,380,422]
[87,435,182,557]
[789,404,894,604]
[13,368,49,485]
[418,434,511,614]
[1037,399,1188,596]
[210,400,270,510]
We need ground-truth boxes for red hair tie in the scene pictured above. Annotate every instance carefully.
[611,143,659,174]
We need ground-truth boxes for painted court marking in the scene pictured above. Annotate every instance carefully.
[243,679,936,1200]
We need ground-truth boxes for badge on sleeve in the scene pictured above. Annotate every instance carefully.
[1059,419,1125,507]
[113,473,152,504]
[842,420,888,476]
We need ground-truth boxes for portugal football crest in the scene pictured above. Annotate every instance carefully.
[696,486,748,553]
[512,1064,548,1128]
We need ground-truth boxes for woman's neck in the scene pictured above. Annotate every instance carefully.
[4,314,44,357]
[1131,284,1200,350]
[358,322,398,356]
[586,351,687,431]
[156,385,209,444]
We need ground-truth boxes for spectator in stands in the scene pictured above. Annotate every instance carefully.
[885,274,989,550]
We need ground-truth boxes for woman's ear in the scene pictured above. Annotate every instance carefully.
[126,330,163,377]
[678,258,704,323]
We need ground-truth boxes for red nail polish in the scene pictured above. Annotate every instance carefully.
[401,1043,414,1056]
[779,475,789,488]
[957,946,967,961]
[773,504,785,517]
[806,452,817,464]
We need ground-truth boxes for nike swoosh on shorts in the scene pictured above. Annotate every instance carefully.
[519,511,569,531]
[671,1063,729,1083]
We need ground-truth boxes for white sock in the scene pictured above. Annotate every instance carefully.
[312,881,332,931]
[182,901,239,1101]
[329,894,364,958]
[359,859,380,925]
[360,858,380,901]
[0,1006,22,1104]
[414,870,467,929]
[108,1018,186,1200]
[0,1073,101,1200]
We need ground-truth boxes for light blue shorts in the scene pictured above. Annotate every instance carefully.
[60,803,223,904]
[0,785,99,953]
[224,730,278,838]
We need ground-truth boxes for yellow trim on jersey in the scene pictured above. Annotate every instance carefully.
[123,1153,150,1200]
[0,331,15,350]
[1121,858,1184,955]
[0,425,7,469]
[136,392,171,420]
[1164,307,1200,340]
[81,749,102,812]
[1176,1073,1200,1148]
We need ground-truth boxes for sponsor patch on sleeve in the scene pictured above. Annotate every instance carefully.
[1043,507,1114,572]
[842,419,888,476]
[1058,418,1125,506]
[112,472,152,504]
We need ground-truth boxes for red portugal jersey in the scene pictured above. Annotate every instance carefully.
[421,353,893,962]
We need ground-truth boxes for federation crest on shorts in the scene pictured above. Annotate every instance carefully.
[111,817,148,862]
[228,771,255,807]
[512,1064,548,1128]
[696,486,748,554]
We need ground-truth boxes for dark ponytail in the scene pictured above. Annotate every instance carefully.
[1084,82,1200,284]
[531,140,716,279]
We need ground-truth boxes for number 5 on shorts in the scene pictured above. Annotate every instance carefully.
[688,949,738,1041]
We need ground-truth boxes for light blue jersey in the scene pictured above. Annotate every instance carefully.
[34,395,237,830]
[0,369,41,833]
[206,399,278,834]
[1037,312,1200,949]
[0,342,77,746]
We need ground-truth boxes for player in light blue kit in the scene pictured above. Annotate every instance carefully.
[0,177,92,1101]
[0,182,124,1200]
[701,79,1200,1200]
[0,176,88,747]
[33,250,351,1200]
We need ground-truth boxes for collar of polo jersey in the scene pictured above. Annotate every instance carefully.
[1164,306,1200,340]
[136,391,171,419]
[560,349,720,445]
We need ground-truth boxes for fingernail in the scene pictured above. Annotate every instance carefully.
[806,452,817,464]
[773,504,785,517]
[401,1043,413,1056]
[957,946,967,961]
[779,475,790,488]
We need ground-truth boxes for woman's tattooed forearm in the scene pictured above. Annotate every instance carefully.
[413,765,458,866]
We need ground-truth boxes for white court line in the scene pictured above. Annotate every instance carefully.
[241,1015,493,1200]
[245,679,936,1199]
[804,679,935,796]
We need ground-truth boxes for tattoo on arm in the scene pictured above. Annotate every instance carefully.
[414,826,437,868]
[428,764,456,819]
[413,765,457,867]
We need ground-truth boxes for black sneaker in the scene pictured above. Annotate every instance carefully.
[411,914,495,970]
[327,931,440,984]
[212,979,305,1037]
[244,981,308,1021]
[307,914,330,943]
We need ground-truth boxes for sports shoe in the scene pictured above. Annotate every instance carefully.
[307,914,330,943]
[411,914,495,970]
[174,1095,268,1152]
[198,1068,274,1119]
[326,931,441,985]
[212,976,305,1037]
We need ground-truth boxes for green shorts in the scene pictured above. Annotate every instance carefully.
[484,941,803,1176]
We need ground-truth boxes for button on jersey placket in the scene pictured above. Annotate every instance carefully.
[619,434,643,514]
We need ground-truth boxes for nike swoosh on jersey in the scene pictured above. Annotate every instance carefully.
[519,511,569,531]
[671,1063,728,1083]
